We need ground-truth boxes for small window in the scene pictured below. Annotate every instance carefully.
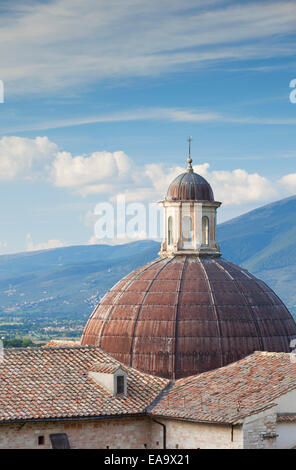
[38,436,45,445]
[50,433,70,449]
[202,216,209,245]
[116,375,125,395]
[182,216,193,243]
[168,216,173,246]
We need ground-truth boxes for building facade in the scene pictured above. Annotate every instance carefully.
[1,153,296,449]
[0,346,295,449]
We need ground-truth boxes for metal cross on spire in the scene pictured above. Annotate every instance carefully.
[186,136,193,172]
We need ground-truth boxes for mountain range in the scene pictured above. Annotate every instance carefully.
[218,195,296,316]
[0,195,295,330]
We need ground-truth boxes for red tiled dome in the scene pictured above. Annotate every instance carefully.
[81,256,296,379]
[166,171,214,201]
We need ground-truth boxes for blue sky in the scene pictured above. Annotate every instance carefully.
[0,0,296,253]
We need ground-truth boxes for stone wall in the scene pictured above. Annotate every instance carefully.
[242,409,277,449]
[0,417,151,449]
[1,412,290,449]
[150,418,243,449]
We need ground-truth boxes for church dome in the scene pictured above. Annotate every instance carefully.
[166,171,214,202]
[81,256,296,379]
[81,141,296,379]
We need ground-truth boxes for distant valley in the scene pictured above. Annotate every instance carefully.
[0,195,295,341]
[0,241,160,341]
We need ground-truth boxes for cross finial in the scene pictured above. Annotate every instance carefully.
[188,136,192,157]
[186,136,193,172]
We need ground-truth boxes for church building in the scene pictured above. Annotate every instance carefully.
[0,149,296,449]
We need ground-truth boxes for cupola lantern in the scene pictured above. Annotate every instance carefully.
[158,138,221,258]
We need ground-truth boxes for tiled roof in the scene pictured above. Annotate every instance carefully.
[277,414,296,423]
[89,362,124,374]
[0,346,168,423]
[1,349,295,425]
[46,340,80,347]
[151,352,296,424]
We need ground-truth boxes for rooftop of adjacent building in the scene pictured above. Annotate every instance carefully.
[0,343,295,425]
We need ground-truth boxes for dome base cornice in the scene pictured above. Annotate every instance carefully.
[158,250,222,258]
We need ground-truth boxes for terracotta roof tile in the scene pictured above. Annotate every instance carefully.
[151,352,296,424]
[1,348,295,425]
[89,362,124,374]
[0,346,168,423]
[46,340,80,347]
[277,414,296,423]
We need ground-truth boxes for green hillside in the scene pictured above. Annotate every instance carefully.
[0,195,295,341]
[0,241,160,340]
[218,195,296,314]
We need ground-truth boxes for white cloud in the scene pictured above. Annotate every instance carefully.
[26,233,65,251]
[126,162,276,207]
[1,0,296,94]
[0,136,57,180]
[0,135,282,209]
[50,150,132,193]
[0,137,135,193]
[197,165,276,205]
[4,106,296,135]
[87,160,280,244]
[7,108,222,133]
[279,173,296,193]
[45,141,279,207]
[111,188,162,204]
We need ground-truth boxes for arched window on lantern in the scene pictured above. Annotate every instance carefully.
[182,215,193,244]
[168,216,173,246]
[202,216,209,245]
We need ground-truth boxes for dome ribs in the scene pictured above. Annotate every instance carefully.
[176,172,187,200]
[129,257,175,371]
[81,258,164,348]
[216,259,296,353]
[99,258,163,351]
[166,172,214,201]
[199,259,224,368]
[175,259,221,376]
[81,159,296,379]
[236,263,296,351]
[213,259,264,352]
[190,171,196,200]
[82,256,296,379]
[172,256,188,379]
